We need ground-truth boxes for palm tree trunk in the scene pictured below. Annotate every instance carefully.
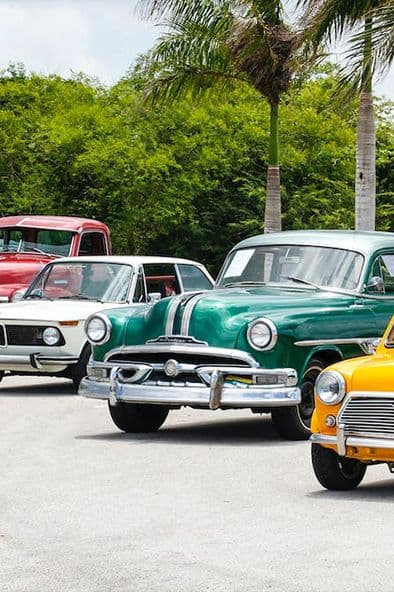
[355,16,376,231]
[264,101,281,233]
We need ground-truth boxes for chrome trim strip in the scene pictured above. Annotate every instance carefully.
[0,354,79,367]
[294,337,380,355]
[104,344,260,367]
[180,292,206,335]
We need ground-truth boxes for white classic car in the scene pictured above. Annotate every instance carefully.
[0,255,214,389]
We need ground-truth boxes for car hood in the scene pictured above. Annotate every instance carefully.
[0,254,55,296]
[123,286,354,349]
[0,299,126,323]
[334,351,394,393]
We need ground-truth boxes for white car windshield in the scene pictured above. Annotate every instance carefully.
[216,245,364,291]
[25,262,133,303]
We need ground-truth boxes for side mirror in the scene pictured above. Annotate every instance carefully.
[148,292,162,303]
[366,276,384,293]
[11,289,27,302]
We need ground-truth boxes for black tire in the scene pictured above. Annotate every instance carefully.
[271,358,325,440]
[311,443,367,490]
[70,344,91,390]
[108,402,169,433]
[0,371,4,383]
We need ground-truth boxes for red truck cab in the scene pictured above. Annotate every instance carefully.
[0,216,111,302]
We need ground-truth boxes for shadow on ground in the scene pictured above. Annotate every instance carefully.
[0,379,75,397]
[76,414,307,448]
[307,477,394,501]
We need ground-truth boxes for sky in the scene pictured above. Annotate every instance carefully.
[0,0,393,99]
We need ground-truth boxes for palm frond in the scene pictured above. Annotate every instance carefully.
[299,0,388,45]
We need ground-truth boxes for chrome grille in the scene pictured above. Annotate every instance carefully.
[105,344,258,387]
[108,351,251,367]
[339,394,394,438]
[4,325,65,346]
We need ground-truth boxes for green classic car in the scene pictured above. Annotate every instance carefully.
[80,230,394,439]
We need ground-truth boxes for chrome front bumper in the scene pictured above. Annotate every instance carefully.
[311,429,394,456]
[79,361,301,410]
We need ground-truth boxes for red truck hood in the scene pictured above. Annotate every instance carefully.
[0,253,56,298]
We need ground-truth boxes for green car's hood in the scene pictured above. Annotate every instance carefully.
[116,286,356,351]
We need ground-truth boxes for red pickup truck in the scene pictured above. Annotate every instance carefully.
[0,215,111,302]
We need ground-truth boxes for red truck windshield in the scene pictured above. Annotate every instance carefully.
[0,228,73,257]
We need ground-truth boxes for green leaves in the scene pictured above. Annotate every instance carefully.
[0,66,392,272]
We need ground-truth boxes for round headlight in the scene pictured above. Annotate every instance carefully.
[315,370,346,405]
[247,318,277,351]
[42,327,61,346]
[85,315,112,344]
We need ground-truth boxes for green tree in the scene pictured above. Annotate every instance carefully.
[137,0,307,233]
[300,0,394,230]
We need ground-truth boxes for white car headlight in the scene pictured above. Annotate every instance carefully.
[85,315,112,344]
[247,318,277,351]
[315,370,346,405]
[42,327,61,346]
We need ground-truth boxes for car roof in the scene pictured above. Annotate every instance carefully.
[0,215,108,233]
[233,230,394,256]
[47,255,209,268]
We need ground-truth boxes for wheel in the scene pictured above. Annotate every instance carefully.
[311,443,366,490]
[108,402,169,433]
[271,358,325,440]
[70,344,91,390]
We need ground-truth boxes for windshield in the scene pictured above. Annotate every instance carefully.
[25,262,133,303]
[0,228,73,256]
[216,245,364,291]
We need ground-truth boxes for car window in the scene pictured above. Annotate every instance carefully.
[79,232,106,255]
[368,254,394,295]
[143,264,180,298]
[178,264,213,291]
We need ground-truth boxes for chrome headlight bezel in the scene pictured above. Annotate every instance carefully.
[246,318,277,351]
[85,314,112,345]
[42,326,61,346]
[315,370,346,405]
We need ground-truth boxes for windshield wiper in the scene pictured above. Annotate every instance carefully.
[223,281,267,288]
[286,276,322,290]
[57,294,103,302]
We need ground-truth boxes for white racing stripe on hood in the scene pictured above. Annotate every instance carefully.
[180,292,207,335]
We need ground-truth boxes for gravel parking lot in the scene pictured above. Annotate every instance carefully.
[1,376,393,592]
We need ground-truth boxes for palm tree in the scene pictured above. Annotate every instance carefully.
[300,0,394,231]
[137,0,304,233]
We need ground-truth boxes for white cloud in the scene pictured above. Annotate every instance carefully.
[0,0,158,83]
[0,0,392,97]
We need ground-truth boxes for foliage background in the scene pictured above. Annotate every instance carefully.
[0,64,392,273]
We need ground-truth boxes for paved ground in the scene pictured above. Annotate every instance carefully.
[1,375,393,592]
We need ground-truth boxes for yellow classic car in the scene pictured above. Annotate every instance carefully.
[310,315,394,490]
